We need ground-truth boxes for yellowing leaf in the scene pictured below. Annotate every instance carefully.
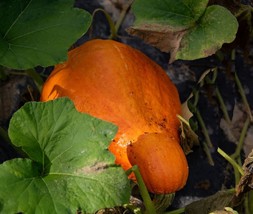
[129,0,238,62]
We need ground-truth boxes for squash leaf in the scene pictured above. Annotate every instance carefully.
[0,98,130,214]
[0,0,92,70]
[128,0,238,62]
[130,0,208,29]
[176,5,239,61]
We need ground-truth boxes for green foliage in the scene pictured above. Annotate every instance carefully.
[176,5,239,60]
[0,98,130,214]
[129,0,238,62]
[131,0,208,29]
[0,0,91,70]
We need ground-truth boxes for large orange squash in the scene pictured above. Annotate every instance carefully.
[40,39,188,193]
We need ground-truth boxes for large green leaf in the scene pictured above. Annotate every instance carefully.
[0,0,91,69]
[0,98,130,213]
[129,0,238,61]
[176,5,239,60]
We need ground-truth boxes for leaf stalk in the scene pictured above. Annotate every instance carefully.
[127,165,157,214]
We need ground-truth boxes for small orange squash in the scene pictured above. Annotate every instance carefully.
[40,39,188,193]
[127,133,188,194]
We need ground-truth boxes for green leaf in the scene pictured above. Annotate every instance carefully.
[131,0,209,30]
[0,0,92,70]
[176,5,239,60]
[0,98,130,213]
[129,1,238,61]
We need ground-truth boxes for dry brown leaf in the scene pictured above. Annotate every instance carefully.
[178,114,199,155]
[127,25,187,62]
[235,149,253,198]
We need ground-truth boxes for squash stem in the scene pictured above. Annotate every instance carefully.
[92,1,134,40]
[130,165,157,214]
[218,127,248,185]
[205,69,231,124]
[234,72,253,122]
[92,9,117,39]
[215,87,231,124]
[218,150,241,185]
[195,109,213,149]
[191,87,214,164]
[217,148,244,177]
[203,141,215,166]
[231,117,250,160]
[191,87,213,149]
[111,0,134,39]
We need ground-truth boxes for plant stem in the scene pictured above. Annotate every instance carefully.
[191,86,214,164]
[205,69,231,124]
[217,148,244,176]
[218,112,250,186]
[130,165,157,214]
[92,9,117,38]
[234,72,253,122]
[192,85,213,148]
[112,0,134,39]
[203,141,214,166]
[177,114,190,126]
[192,88,199,107]
[215,87,231,124]
[93,1,134,40]
[191,87,213,149]
[195,109,213,149]
[231,117,250,159]
[204,68,217,85]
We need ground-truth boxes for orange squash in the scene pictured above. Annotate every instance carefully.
[40,39,188,193]
[127,133,188,194]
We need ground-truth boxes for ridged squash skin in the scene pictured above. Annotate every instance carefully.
[40,39,188,193]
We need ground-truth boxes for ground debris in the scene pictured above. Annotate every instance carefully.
[234,149,253,200]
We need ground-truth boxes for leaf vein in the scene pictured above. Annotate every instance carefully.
[3,0,33,39]
[8,23,68,42]
[41,177,58,213]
